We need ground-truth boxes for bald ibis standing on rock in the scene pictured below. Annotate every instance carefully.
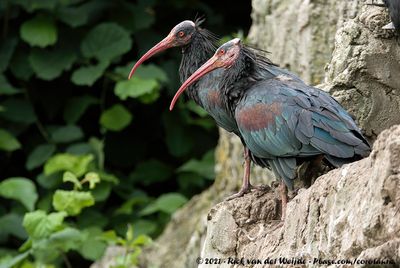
[129,20,302,199]
[170,38,371,219]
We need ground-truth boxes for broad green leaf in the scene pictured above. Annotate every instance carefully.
[53,190,95,216]
[0,74,20,95]
[36,172,63,189]
[0,129,21,152]
[91,182,111,202]
[78,227,107,260]
[44,153,93,177]
[23,210,66,239]
[10,50,34,80]
[66,142,92,155]
[130,159,173,185]
[20,15,57,47]
[50,125,84,143]
[178,150,215,179]
[114,77,159,101]
[71,61,108,86]
[0,98,37,124]
[0,38,17,72]
[63,171,81,190]
[0,178,38,211]
[100,104,132,131]
[140,193,187,215]
[29,48,76,80]
[56,5,89,28]
[0,251,30,268]
[48,227,84,252]
[26,144,56,170]
[81,22,132,61]
[132,219,157,237]
[63,95,98,124]
[0,213,27,240]
[82,172,100,189]
[115,63,167,83]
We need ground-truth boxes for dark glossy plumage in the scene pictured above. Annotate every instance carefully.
[219,46,371,189]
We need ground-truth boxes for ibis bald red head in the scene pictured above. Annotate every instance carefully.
[128,20,197,79]
[169,38,241,110]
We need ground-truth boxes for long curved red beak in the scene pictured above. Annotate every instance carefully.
[128,34,174,79]
[169,55,220,111]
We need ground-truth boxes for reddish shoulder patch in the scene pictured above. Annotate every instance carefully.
[207,90,222,107]
[236,103,282,131]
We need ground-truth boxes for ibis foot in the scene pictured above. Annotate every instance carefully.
[225,183,267,201]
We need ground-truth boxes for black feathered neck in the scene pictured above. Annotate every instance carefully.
[221,46,276,115]
[178,26,218,104]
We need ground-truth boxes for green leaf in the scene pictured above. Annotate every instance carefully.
[0,251,30,268]
[29,48,76,80]
[56,5,89,28]
[0,178,38,211]
[140,193,187,216]
[81,22,132,61]
[115,63,167,83]
[23,210,66,239]
[50,125,84,143]
[36,172,63,189]
[71,61,108,86]
[91,182,111,202]
[0,38,17,72]
[53,190,95,216]
[82,172,100,189]
[0,74,20,95]
[130,159,173,185]
[0,129,21,152]
[10,50,34,80]
[114,77,159,101]
[63,95,98,124]
[63,171,81,190]
[48,227,84,252]
[0,213,27,241]
[44,153,94,177]
[78,227,107,260]
[26,144,56,170]
[178,150,215,179]
[163,113,193,157]
[100,104,132,131]
[20,15,57,47]
[0,98,37,124]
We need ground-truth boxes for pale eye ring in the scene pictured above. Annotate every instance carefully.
[178,31,185,37]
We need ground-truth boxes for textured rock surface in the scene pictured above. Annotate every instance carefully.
[248,0,363,84]
[199,125,400,268]
[323,5,400,139]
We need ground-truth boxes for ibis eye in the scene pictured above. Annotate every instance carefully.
[219,49,225,55]
[178,31,185,37]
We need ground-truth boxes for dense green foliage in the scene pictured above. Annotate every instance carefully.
[0,0,250,267]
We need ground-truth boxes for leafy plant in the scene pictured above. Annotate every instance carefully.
[0,0,249,266]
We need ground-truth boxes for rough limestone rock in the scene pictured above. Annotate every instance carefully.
[248,0,363,84]
[92,2,400,268]
[323,5,400,139]
[199,124,400,268]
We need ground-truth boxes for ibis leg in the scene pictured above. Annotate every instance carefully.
[225,147,252,200]
[279,181,288,221]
